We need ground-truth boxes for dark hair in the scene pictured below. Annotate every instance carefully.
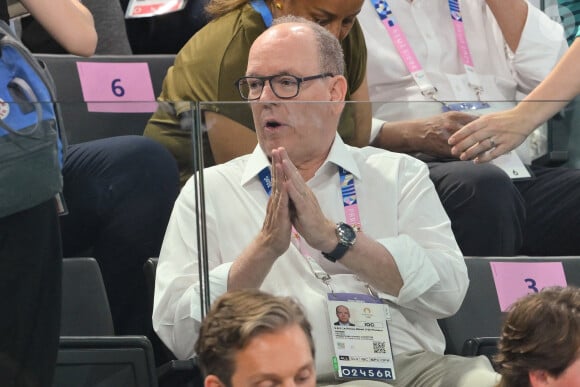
[495,286,580,387]
[194,289,314,386]
[272,15,344,76]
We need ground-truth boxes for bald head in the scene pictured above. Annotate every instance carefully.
[249,16,345,77]
[243,15,349,169]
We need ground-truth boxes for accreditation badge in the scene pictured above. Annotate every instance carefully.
[327,293,395,381]
[441,101,491,112]
[125,0,187,18]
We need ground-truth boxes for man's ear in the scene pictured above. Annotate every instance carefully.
[205,375,227,387]
[329,75,348,102]
[529,369,553,386]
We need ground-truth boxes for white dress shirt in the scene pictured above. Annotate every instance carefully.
[153,134,467,379]
[360,0,567,159]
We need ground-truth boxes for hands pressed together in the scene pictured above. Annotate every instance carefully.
[261,147,336,258]
[257,148,403,296]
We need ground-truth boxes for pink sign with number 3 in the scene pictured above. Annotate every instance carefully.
[490,261,568,312]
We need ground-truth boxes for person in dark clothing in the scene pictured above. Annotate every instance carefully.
[0,2,95,385]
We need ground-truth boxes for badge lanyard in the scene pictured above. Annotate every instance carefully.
[250,0,273,27]
[258,166,362,290]
[368,0,487,107]
[259,165,395,380]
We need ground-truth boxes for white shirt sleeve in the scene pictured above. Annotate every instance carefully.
[152,178,231,360]
[510,2,568,94]
[370,157,468,319]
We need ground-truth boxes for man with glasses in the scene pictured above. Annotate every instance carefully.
[154,16,498,386]
[236,73,335,100]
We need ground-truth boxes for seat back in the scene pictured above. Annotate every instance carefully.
[561,95,580,169]
[144,257,159,310]
[61,257,114,336]
[143,257,204,387]
[533,96,579,167]
[144,257,172,365]
[144,257,176,365]
[54,336,158,387]
[440,256,580,356]
[59,258,159,386]
[34,54,175,144]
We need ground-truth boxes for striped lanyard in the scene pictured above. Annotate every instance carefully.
[258,165,362,288]
[250,0,273,27]
[369,0,484,101]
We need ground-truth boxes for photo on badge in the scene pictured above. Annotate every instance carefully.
[326,293,396,381]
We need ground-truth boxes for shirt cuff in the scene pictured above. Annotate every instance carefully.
[370,118,386,144]
[374,235,440,305]
[190,261,233,320]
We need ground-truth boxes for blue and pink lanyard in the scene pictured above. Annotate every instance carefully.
[258,165,362,284]
[258,166,362,232]
[369,0,484,101]
[258,165,362,278]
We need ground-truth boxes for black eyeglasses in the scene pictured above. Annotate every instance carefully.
[235,73,334,101]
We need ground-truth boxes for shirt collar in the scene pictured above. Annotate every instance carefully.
[241,133,362,187]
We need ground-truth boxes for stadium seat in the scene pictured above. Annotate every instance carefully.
[54,336,159,387]
[34,54,175,144]
[439,256,580,359]
[144,257,204,387]
[58,257,158,386]
[61,257,114,336]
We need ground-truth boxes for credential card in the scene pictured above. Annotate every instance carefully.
[327,293,395,381]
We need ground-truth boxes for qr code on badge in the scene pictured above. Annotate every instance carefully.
[373,341,386,354]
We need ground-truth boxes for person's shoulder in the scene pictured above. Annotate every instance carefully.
[348,146,429,179]
[189,4,264,51]
[239,3,268,42]
[351,145,425,165]
[183,155,250,190]
[175,4,263,62]
[211,154,250,175]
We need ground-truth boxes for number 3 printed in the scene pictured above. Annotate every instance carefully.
[525,278,539,293]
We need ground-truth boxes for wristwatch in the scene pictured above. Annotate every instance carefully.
[322,222,357,262]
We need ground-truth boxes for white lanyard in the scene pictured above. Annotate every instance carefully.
[369,0,485,101]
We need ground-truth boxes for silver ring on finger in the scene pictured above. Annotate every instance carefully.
[488,137,496,148]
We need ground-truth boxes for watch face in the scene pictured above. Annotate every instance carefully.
[337,222,356,245]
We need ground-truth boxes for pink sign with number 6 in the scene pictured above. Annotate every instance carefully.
[76,62,157,113]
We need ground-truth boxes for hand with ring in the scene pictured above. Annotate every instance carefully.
[448,108,533,163]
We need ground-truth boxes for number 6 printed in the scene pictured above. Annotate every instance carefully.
[111,78,125,97]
